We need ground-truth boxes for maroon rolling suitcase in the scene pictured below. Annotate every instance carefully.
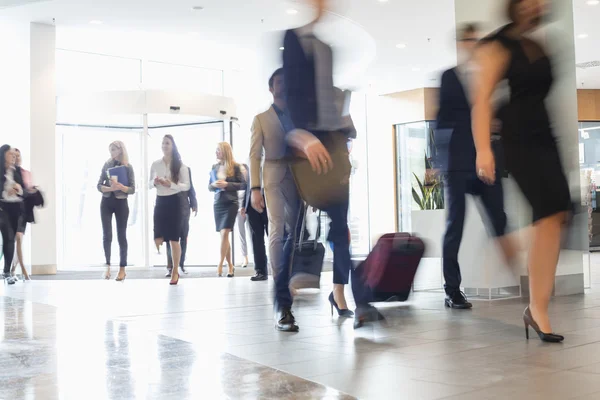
[358,233,425,302]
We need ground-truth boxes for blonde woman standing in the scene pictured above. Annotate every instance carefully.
[97,141,135,282]
[209,142,247,277]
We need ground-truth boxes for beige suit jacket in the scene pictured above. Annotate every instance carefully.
[249,106,289,189]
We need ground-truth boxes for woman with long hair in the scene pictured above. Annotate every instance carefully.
[209,142,246,277]
[0,145,25,285]
[150,135,190,285]
[472,0,570,342]
[10,148,32,280]
[97,141,135,282]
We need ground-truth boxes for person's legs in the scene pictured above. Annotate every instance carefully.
[236,211,249,267]
[1,217,15,276]
[218,229,233,276]
[169,240,182,283]
[323,198,351,310]
[165,242,173,275]
[442,173,467,296]
[180,213,190,271]
[528,212,565,334]
[478,177,518,266]
[114,199,129,280]
[100,197,114,279]
[100,198,114,266]
[247,205,268,276]
[265,185,288,279]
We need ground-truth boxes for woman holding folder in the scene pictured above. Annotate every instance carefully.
[209,142,246,277]
[150,135,191,285]
[97,140,135,282]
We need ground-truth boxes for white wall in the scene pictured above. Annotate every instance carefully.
[0,20,30,159]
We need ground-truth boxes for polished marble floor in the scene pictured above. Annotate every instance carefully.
[3,263,600,399]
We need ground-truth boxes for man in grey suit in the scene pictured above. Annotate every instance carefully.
[249,68,302,282]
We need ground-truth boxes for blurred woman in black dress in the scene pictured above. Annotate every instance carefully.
[209,142,246,277]
[473,0,570,342]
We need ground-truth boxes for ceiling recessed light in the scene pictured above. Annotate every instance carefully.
[396,43,406,49]
[89,20,103,25]
[286,9,298,15]
[412,67,421,72]
[587,0,599,5]
[188,32,199,36]
[279,47,285,50]
[192,6,204,11]
[378,0,389,2]
[578,33,589,39]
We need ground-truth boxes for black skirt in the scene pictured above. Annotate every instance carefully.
[214,199,238,232]
[154,195,183,242]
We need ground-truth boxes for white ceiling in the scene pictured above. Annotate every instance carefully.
[1,0,599,92]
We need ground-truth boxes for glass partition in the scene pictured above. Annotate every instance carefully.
[58,125,144,269]
[146,120,226,267]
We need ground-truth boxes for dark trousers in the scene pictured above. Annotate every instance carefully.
[0,202,22,274]
[101,196,129,267]
[275,197,352,309]
[247,204,269,275]
[442,171,507,294]
[166,210,191,269]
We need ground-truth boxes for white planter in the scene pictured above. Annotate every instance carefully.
[411,210,445,291]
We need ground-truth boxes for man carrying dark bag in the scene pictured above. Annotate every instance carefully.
[275,0,371,332]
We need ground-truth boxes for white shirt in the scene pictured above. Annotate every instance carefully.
[2,167,23,203]
[149,159,191,196]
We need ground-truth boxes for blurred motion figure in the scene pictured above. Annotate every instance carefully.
[472,0,571,342]
[436,24,515,310]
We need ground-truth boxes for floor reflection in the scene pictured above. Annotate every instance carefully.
[0,296,354,399]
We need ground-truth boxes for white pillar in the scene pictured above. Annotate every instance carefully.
[29,23,57,275]
[454,0,585,296]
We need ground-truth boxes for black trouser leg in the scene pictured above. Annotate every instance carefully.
[247,205,268,275]
[1,203,20,274]
[442,173,467,295]
[180,213,190,268]
[100,197,114,266]
[114,199,129,268]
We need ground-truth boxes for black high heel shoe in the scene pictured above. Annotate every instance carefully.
[328,292,354,318]
[227,267,235,278]
[523,307,564,343]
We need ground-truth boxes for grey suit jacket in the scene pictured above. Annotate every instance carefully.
[249,106,289,190]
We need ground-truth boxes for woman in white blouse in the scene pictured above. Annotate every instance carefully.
[0,145,25,285]
[150,135,191,285]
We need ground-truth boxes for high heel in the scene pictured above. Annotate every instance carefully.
[523,307,564,343]
[103,265,111,280]
[217,265,223,277]
[115,269,127,282]
[227,267,235,278]
[170,273,180,285]
[328,292,354,318]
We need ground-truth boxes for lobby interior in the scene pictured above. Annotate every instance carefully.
[3,0,600,399]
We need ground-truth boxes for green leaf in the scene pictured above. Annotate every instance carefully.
[412,188,425,210]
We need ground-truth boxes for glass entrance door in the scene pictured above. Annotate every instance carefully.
[59,125,145,269]
[147,120,226,267]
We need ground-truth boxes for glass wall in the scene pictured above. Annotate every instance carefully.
[579,121,600,251]
[395,121,442,232]
[147,120,226,267]
[58,125,144,268]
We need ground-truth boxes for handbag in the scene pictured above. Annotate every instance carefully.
[289,204,325,291]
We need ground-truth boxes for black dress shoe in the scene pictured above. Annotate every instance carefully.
[445,291,473,309]
[165,270,172,278]
[251,273,268,281]
[276,308,299,332]
[354,305,385,329]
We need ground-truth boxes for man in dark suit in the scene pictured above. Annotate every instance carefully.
[240,163,269,281]
[166,168,197,277]
[436,24,514,309]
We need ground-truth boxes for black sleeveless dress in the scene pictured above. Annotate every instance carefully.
[486,25,572,223]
